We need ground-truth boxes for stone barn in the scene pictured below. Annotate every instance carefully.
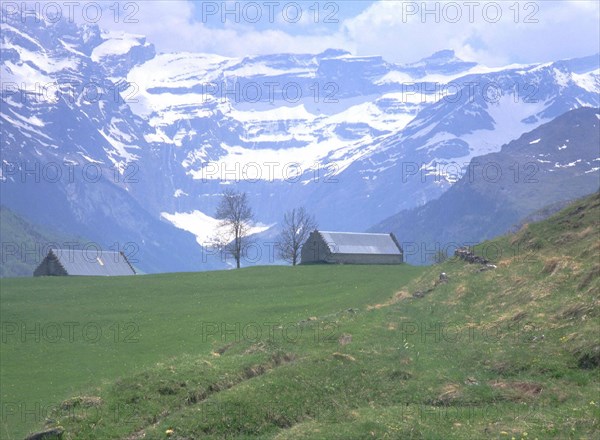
[33,248,137,276]
[300,231,403,265]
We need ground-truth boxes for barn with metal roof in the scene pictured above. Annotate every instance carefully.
[33,249,137,276]
[300,231,403,265]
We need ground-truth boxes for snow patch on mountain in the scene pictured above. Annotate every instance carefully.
[554,159,582,168]
[128,52,235,89]
[231,104,317,122]
[2,58,54,89]
[2,112,53,141]
[3,39,77,74]
[228,62,313,78]
[553,68,570,88]
[91,30,148,62]
[375,71,414,84]
[2,23,44,50]
[379,63,533,86]
[98,128,139,166]
[464,95,548,157]
[572,69,600,92]
[187,139,344,181]
[324,100,413,132]
[59,39,87,57]
[160,210,272,246]
[174,189,188,198]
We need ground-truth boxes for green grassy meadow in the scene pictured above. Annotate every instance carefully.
[0,265,424,439]
[1,193,599,439]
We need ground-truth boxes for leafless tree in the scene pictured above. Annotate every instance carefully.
[278,207,318,265]
[215,189,254,269]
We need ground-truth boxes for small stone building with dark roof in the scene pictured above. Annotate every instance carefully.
[33,248,136,276]
[300,231,403,265]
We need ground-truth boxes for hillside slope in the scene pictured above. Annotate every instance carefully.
[0,206,90,277]
[19,193,600,439]
[371,106,600,264]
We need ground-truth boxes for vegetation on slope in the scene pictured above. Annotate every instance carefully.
[6,193,600,439]
[0,206,88,277]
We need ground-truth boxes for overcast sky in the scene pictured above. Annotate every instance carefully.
[93,0,599,66]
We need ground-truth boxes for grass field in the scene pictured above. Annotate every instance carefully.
[2,193,599,439]
[0,265,425,439]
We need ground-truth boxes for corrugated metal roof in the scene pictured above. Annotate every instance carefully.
[49,248,136,276]
[318,231,402,255]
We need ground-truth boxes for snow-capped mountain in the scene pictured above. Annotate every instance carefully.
[1,13,599,272]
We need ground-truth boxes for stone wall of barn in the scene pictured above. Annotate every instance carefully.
[33,254,67,276]
[300,232,332,264]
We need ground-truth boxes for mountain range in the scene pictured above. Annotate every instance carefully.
[1,13,599,274]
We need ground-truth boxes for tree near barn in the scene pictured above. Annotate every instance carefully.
[214,189,254,269]
[278,207,318,266]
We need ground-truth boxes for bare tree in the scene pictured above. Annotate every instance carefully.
[278,207,318,266]
[215,189,254,269]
